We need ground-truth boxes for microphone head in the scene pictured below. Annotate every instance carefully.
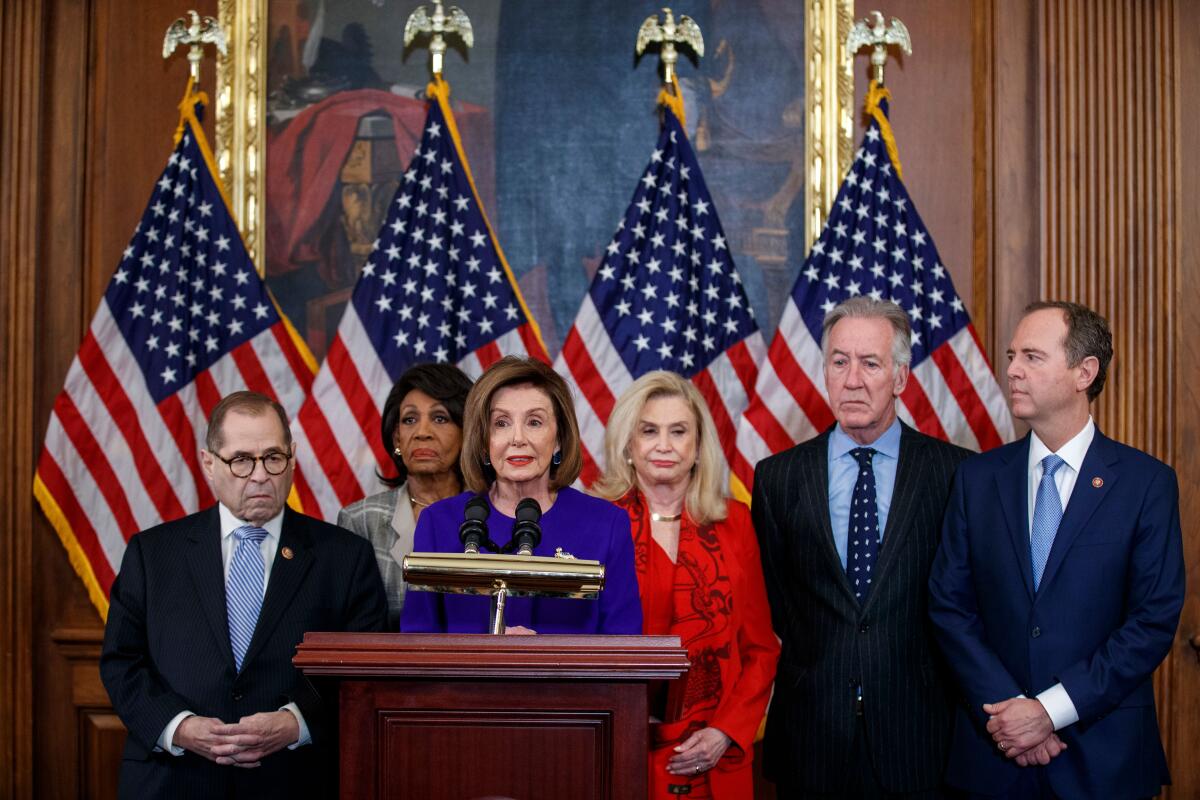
[514,497,542,524]
[460,494,491,553]
[465,494,491,522]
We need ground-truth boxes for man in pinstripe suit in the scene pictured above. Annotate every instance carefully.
[101,392,387,799]
[753,298,969,798]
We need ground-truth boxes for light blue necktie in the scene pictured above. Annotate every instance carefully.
[1031,454,1066,590]
[227,525,268,671]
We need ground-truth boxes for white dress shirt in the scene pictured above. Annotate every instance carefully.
[1024,417,1095,731]
[157,505,311,755]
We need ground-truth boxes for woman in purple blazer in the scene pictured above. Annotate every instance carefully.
[401,356,642,635]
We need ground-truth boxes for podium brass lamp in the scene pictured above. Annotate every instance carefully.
[403,551,606,634]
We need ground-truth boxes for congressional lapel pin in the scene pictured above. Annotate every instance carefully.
[1091,477,1104,488]
[281,546,294,560]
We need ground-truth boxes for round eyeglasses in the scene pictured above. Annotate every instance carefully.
[215,450,293,478]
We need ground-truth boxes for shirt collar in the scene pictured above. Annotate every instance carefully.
[218,503,284,542]
[1028,416,1095,475]
[830,416,902,462]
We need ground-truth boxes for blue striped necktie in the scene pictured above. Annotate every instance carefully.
[1031,454,1066,590]
[227,524,268,671]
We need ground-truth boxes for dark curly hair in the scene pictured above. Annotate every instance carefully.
[379,363,473,487]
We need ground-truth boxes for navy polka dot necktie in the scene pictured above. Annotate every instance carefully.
[847,447,880,603]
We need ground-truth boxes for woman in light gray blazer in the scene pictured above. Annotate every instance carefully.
[337,363,473,628]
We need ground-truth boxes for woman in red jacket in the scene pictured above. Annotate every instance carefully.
[593,370,780,799]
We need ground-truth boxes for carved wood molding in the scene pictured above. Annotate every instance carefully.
[294,633,691,681]
[0,1,44,796]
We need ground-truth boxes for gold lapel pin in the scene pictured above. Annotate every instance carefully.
[281,546,294,560]
[1091,477,1104,488]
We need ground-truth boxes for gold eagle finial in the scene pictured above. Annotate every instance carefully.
[635,7,704,86]
[404,1,474,78]
[846,10,912,86]
[163,10,227,84]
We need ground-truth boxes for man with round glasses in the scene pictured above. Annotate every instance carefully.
[101,391,387,799]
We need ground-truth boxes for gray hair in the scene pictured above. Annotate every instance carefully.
[821,297,913,368]
[205,391,292,453]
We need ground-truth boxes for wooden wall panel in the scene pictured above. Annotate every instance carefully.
[975,0,1041,362]
[18,0,217,797]
[0,0,45,796]
[1170,0,1199,795]
[1040,0,1192,796]
[1041,0,1177,458]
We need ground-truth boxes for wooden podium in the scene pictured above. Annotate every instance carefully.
[294,633,690,799]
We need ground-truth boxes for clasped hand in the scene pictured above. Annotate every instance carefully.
[666,726,732,777]
[174,710,299,768]
[983,698,1068,767]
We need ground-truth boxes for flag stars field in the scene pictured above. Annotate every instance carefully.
[108,132,279,396]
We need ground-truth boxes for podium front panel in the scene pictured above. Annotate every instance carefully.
[342,680,643,799]
[294,633,690,799]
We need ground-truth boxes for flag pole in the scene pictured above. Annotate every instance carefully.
[402,1,549,357]
[163,10,228,88]
[847,10,913,179]
[635,7,704,129]
[846,9,913,88]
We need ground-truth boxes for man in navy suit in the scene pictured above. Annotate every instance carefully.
[929,301,1184,799]
[101,391,387,799]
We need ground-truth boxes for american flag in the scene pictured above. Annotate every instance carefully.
[737,89,1013,473]
[556,106,765,494]
[33,103,316,617]
[291,82,548,521]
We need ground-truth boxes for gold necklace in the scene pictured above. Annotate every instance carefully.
[650,511,683,522]
[409,494,433,509]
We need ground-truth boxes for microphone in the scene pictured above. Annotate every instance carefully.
[459,494,491,555]
[510,497,543,557]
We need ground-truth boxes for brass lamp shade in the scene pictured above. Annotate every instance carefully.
[403,552,605,599]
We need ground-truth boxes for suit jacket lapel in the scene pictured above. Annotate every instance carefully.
[796,430,858,607]
[866,423,925,607]
[1035,431,1117,597]
[388,484,416,565]
[240,507,315,671]
[995,435,1035,602]
[186,506,235,671]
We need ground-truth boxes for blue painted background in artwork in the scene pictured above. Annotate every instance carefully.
[264,0,807,355]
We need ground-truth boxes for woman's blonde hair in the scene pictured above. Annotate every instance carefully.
[459,356,583,493]
[592,371,728,525]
